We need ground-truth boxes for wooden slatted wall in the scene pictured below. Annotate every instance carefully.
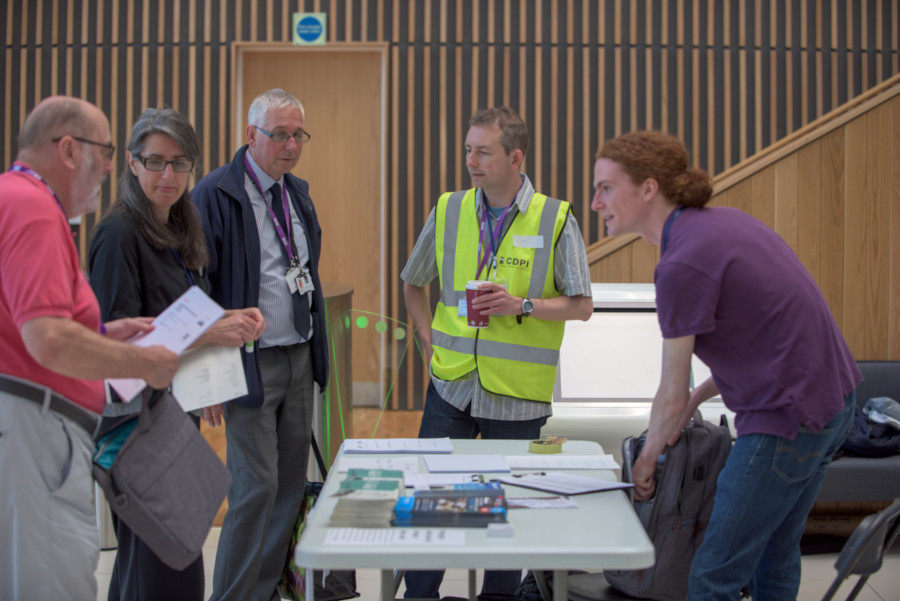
[2,0,898,408]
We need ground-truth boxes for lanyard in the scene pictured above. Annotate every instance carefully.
[9,162,65,215]
[661,206,683,254]
[169,248,194,286]
[476,197,515,280]
[243,155,297,266]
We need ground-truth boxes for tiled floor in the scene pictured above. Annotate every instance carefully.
[94,526,900,601]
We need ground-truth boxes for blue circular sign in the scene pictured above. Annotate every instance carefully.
[296,16,323,42]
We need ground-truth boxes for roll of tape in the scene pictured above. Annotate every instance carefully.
[529,440,562,454]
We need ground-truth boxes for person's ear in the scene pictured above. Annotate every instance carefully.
[246,124,257,146]
[642,178,659,202]
[126,150,139,176]
[509,149,524,170]
[56,136,78,170]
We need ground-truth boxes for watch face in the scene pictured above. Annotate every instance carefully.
[523,299,534,314]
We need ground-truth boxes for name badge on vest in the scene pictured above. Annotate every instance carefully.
[513,234,544,249]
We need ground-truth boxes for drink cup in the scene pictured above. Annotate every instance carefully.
[465,280,492,328]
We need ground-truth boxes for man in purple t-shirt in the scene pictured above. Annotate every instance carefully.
[591,131,861,601]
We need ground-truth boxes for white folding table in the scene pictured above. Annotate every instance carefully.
[295,439,654,601]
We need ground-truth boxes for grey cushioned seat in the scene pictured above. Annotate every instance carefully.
[817,361,900,504]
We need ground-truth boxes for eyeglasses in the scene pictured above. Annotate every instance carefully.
[52,135,116,159]
[252,125,311,144]
[134,154,195,173]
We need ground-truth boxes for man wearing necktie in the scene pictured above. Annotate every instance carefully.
[192,88,328,601]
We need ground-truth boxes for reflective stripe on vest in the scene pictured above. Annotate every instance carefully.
[430,188,570,402]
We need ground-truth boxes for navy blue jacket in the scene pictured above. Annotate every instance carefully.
[192,145,329,407]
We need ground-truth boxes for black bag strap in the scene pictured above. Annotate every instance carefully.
[311,431,328,478]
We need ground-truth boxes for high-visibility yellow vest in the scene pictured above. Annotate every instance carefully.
[431,188,570,402]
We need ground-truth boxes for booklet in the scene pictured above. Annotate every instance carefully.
[106,286,225,402]
[496,472,633,495]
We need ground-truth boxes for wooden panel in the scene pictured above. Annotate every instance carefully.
[841,116,868,357]
[892,97,900,359]
[796,141,823,285]
[866,103,891,358]
[750,165,776,229]
[774,154,800,249]
[820,128,846,329]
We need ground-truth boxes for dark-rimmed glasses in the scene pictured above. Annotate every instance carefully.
[252,125,311,144]
[134,154,195,173]
[51,135,116,159]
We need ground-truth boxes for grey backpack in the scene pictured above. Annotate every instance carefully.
[603,410,732,600]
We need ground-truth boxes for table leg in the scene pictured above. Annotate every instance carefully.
[553,570,568,601]
[306,567,315,601]
[468,569,477,601]
[381,569,395,601]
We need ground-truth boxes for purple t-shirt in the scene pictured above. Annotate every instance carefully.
[655,206,862,439]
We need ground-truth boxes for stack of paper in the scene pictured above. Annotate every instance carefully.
[330,469,405,528]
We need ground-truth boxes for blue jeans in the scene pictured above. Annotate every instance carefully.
[404,381,547,599]
[686,392,855,601]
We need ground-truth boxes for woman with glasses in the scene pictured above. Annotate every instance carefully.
[88,107,264,601]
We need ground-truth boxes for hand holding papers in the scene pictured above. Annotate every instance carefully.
[107,286,225,402]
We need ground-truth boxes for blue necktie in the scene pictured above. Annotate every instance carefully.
[271,183,311,340]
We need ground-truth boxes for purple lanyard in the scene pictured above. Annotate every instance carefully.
[243,155,296,265]
[476,197,515,280]
[8,162,65,214]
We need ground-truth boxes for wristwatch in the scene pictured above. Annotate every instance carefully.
[521,297,535,317]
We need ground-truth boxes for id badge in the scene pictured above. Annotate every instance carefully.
[285,266,301,294]
[297,270,315,295]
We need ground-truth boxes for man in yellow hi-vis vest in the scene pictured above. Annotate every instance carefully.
[401,107,593,599]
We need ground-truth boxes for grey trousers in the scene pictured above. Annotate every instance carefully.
[211,343,314,601]
[0,392,99,601]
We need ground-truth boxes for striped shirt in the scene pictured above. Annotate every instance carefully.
[400,174,592,420]
[244,153,314,347]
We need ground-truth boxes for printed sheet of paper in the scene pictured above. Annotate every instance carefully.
[324,528,465,545]
[341,437,454,454]
[107,286,225,402]
[336,456,420,473]
[404,473,484,489]
[504,454,621,470]
[172,345,247,411]
[506,496,580,509]
[497,472,633,495]
[423,454,510,473]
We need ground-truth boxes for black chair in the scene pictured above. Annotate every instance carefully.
[821,497,900,601]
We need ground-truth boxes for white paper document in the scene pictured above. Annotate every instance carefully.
[107,286,226,402]
[505,454,621,470]
[336,456,420,473]
[404,473,484,489]
[341,437,454,454]
[497,472,633,495]
[171,345,247,411]
[506,496,580,509]
[324,528,465,545]
[423,454,510,473]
